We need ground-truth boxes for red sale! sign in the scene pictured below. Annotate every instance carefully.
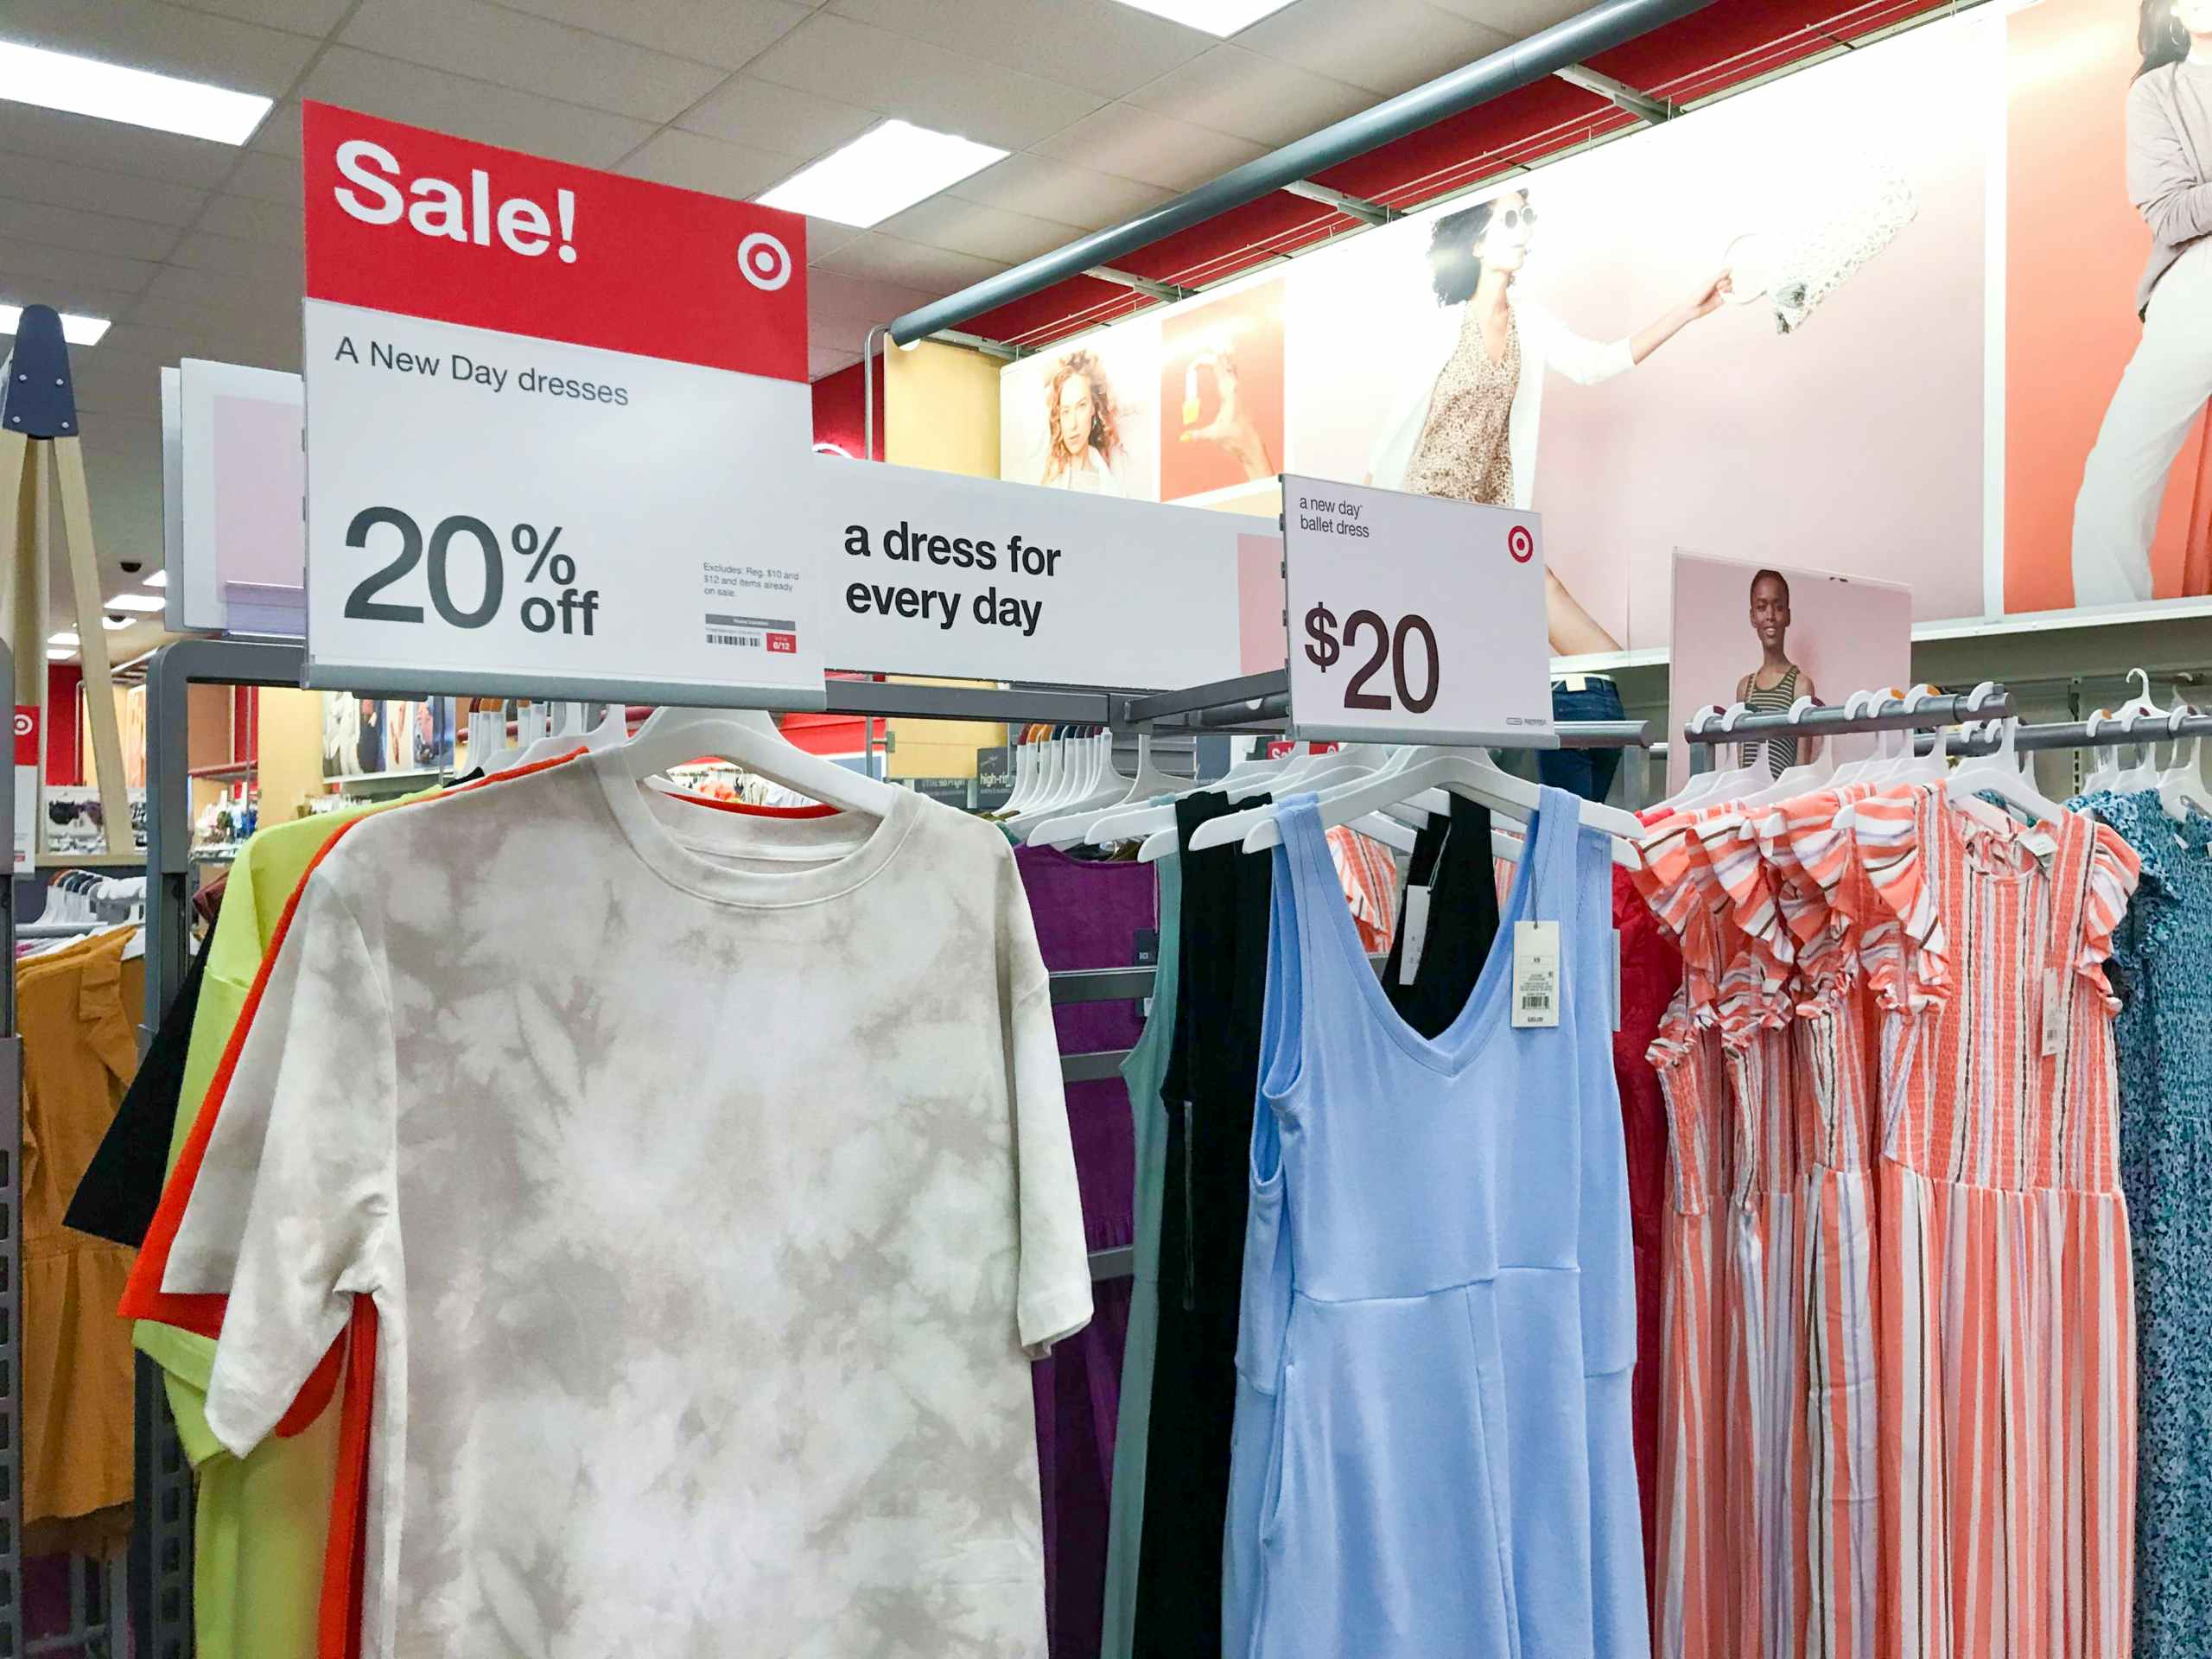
[302,102,806,382]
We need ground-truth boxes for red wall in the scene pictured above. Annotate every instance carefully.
[44,663,80,785]
[810,357,884,460]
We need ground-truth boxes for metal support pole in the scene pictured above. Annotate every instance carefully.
[1553,62,1675,122]
[1085,267,1196,304]
[1280,181,1398,226]
[0,640,21,1659]
[132,638,308,1659]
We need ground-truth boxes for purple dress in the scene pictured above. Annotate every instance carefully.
[1016,843,1153,1659]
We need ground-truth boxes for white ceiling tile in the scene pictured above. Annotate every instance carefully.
[486,0,811,70]
[1236,0,1508,97]
[815,231,1007,294]
[1425,0,1592,35]
[222,149,304,206]
[1122,44,1374,148]
[825,0,1212,99]
[677,76,879,161]
[3,0,318,96]
[944,152,1170,232]
[0,238,158,295]
[194,191,300,245]
[248,99,302,158]
[1033,101,1265,192]
[120,289,301,359]
[140,259,299,316]
[0,271,143,324]
[163,0,353,33]
[166,229,301,283]
[808,343,861,379]
[0,149,209,226]
[297,47,658,168]
[747,15,1104,151]
[618,129,800,199]
[876,195,1083,265]
[338,0,730,124]
[0,104,239,187]
[66,347,169,415]
[0,198,181,261]
[800,215,865,264]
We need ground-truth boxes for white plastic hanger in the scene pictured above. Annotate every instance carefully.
[2155,702,2212,821]
[619,707,896,818]
[2114,671,2169,791]
[1198,747,1642,861]
[1732,696,1837,810]
[516,701,627,768]
[1944,713,2059,829]
[1662,703,1766,813]
[1028,732,1188,847]
[1009,731,1122,838]
[1826,688,1901,789]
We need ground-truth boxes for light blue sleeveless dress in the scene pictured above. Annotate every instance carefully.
[1224,789,1645,1658]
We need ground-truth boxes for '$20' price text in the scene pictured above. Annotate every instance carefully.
[341,507,600,635]
[1304,602,1440,715]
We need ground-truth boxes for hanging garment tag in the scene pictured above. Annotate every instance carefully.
[1398,887,1433,986]
[1134,927,1159,1020]
[1514,920,1561,1028]
[2041,967,2063,1059]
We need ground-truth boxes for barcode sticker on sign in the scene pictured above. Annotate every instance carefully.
[1513,919,1560,1029]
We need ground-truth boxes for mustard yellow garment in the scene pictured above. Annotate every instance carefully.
[22,929,143,1544]
[134,794,437,1659]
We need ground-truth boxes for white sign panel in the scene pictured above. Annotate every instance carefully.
[812,456,1279,687]
[304,302,823,704]
[175,359,305,637]
[1281,474,1551,745]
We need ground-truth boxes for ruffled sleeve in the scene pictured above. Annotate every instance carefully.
[2075,817,2143,1010]
[1852,785,1952,1015]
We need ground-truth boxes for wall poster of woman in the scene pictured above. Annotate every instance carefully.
[999,321,1160,501]
[2070,0,2212,607]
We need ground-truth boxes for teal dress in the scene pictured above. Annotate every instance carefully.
[1099,847,1179,1659]
[2075,787,2212,1659]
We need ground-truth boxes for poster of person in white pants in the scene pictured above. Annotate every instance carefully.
[2072,0,2212,607]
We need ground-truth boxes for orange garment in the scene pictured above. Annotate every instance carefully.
[1324,825,1398,952]
[23,928,143,1531]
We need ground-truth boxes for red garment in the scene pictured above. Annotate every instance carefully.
[1611,863,1681,1598]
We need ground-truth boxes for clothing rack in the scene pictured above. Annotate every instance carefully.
[1950,709,2212,753]
[1115,667,1656,745]
[1681,682,2016,747]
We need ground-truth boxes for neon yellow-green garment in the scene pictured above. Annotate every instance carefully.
[133,793,438,1659]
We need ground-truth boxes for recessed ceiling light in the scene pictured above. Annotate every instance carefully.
[143,570,168,587]
[105,593,165,613]
[0,40,271,145]
[1103,0,1296,34]
[0,303,109,346]
[47,631,77,647]
[100,614,130,631]
[758,119,1007,228]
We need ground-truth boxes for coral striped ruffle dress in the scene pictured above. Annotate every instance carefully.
[1854,785,2140,1659]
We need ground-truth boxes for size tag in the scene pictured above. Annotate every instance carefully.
[1513,919,1560,1029]
[2041,967,2063,1059]
[1397,887,1433,986]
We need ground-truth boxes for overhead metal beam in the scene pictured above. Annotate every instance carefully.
[1281,180,1396,226]
[885,0,1717,345]
[1086,265,1196,304]
[1553,62,1674,123]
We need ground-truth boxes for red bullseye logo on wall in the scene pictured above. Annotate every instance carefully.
[738,232,792,292]
[1507,525,1535,564]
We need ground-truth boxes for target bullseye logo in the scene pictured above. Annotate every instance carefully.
[11,712,30,741]
[1506,524,1535,563]
[738,232,793,292]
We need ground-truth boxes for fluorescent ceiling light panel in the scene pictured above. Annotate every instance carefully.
[104,593,165,613]
[45,647,73,661]
[47,632,77,646]
[144,570,168,587]
[0,40,271,145]
[0,303,109,346]
[758,119,1006,227]
[1104,0,1296,34]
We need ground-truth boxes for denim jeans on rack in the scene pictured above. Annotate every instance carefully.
[1538,676,1626,804]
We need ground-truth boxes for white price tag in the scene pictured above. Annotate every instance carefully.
[1397,886,1433,986]
[2041,967,2063,1059]
[1281,474,1551,746]
[1513,919,1561,1030]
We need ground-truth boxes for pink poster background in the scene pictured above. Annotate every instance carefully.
[1667,550,1913,792]
[212,394,305,587]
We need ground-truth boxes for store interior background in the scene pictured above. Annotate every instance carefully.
[3,0,2202,843]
